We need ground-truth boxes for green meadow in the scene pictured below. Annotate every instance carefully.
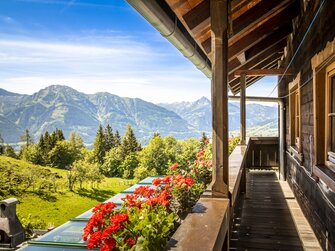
[0,156,133,227]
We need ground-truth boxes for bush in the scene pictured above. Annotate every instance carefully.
[48,141,77,168]
[3,144,17,159]
[101,147,123,177]
[121,152,139,179]
[19,213,47,237]
[21,145,44,165]
[133,166,157,181]
[83,136,241,250]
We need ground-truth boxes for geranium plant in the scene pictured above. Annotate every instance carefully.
[83,174,201,250]
[83,185,178,251]
[83,137,239,250]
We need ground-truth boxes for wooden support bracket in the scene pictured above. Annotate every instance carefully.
[234,68,293,76]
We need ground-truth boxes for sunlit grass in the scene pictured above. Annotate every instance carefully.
[0,156,134,227]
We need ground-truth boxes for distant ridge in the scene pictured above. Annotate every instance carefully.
[159,98,278,135]
[0,88,23,96]
[0,85,278,144]
[0,85,195,144]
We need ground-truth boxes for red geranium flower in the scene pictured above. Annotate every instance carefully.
[152,178,162,186]
[169,163,179,171]
[125,237,136,246]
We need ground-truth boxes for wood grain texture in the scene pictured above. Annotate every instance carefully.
[230,170,321,250]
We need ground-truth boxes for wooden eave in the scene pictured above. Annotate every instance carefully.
[164,0,300,94]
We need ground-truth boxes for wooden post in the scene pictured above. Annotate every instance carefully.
[209,0,229,198]
[240,73,246,145]
[279,101,286,180]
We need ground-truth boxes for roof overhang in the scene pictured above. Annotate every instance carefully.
[127,0,300,95]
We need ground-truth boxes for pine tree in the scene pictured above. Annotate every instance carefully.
[38,134,45,148]
[121,124,139,159]
[114,130,122,147]
[37,134,46,165]
[43,131,51,151]
[69,131,84,149]
[93,125,106,164]
[51,128,65,144]
[152,132,160,139]
[69,131,84,161]
[47,128,65,151]
[20,129,33,147]
[104,124,115,152]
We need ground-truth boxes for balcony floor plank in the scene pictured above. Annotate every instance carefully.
[230,170,321,251]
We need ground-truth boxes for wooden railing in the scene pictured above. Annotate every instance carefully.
[247,137,279,168]
[166,137,279,251]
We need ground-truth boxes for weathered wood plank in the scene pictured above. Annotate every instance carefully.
[234,68,293,77]
[166,197,230,251]
[230,170,322,250]
[201,0,299,54]
[228,38,286,75]
[244,24,292,61]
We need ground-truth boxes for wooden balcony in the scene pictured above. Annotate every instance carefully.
[166,138,321,251]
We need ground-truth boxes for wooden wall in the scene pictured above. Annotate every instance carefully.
[278,0,335,250]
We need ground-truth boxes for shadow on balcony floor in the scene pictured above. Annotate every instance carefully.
[230,170,321,251]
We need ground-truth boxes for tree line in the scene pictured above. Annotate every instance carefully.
[0,125,206,188]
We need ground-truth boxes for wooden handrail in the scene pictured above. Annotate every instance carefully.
[166,137,280,250]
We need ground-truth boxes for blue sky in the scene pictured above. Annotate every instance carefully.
[0,0,277,102]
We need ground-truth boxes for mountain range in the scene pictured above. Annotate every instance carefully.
[0,85,278,144]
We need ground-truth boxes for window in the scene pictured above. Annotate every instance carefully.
[326,66,335,166]
[331,77,335,152]
[312,40,335,188]
[313,52,335,169]
[289,73,301,151]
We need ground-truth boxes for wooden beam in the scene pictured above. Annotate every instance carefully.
[237,52,246,64]
[182,0,262,33]
[232,0,286,36]
[232,60,280,93]
[229,45,285,81]
[202,0,299,55]
[234,68,293,76]
[229,55,281,92]
[244,24,292,60]
[183,0,209,31]
[228,0,299,59]
[227,33,288,82]
[231,0,262,20]
[228,38,287,79]
[240,73,246,145]
[209,0,229,199]
[187,0,264,52]
[232,76,263,93]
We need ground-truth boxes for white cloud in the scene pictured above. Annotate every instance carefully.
[0,39,153,63]
[0,36,211,102]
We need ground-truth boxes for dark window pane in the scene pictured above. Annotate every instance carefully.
[332,77,335,152]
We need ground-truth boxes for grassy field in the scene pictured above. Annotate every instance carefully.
[230,123,278,138]
[0,156,134,227]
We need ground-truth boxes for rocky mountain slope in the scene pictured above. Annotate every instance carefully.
[0,86,278,144]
